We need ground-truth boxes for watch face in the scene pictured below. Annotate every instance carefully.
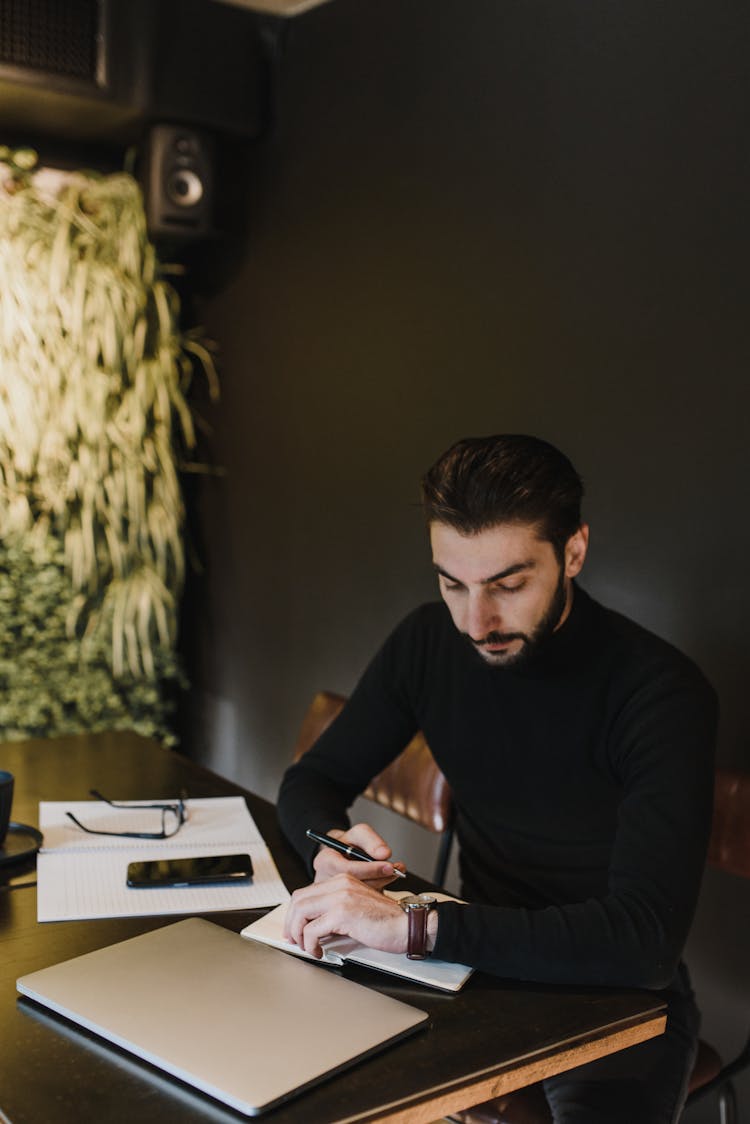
[402,893,437,909]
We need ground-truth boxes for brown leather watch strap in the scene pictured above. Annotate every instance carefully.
[406,904,430,960]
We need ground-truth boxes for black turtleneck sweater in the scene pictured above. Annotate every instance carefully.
[277,587,717,990]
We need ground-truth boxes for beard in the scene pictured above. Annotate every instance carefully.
[465,566,569,671]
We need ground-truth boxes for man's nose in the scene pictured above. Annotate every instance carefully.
[466,591,499,641]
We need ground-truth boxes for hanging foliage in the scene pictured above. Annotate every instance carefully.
[0,146,218,742]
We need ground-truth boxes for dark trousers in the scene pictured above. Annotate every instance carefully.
[542,964,700,1124]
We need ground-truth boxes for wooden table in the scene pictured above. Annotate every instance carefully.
[0,732,667,1124]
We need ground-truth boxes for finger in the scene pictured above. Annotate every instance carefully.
[335,857,406,889]
[284,877,351,945]
[380,861,407,887]
[284,889,323,946]
[299,912,347,957]
[346,859,399,882]
[345,822,393,861]
[312,846,353,881]
[315,859,397,886]
[312,841,397,885]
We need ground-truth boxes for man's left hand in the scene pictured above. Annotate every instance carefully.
[283,873,408,959]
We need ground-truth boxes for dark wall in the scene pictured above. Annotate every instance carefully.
[185,3,748,1116]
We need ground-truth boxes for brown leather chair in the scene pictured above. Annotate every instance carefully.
[683,769,750,1123]
[292,690,455,886]
[448,768,750,1124]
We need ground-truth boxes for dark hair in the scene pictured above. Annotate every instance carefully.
[420,434,584,558]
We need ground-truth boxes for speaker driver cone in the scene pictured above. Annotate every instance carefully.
[166,168,204,207]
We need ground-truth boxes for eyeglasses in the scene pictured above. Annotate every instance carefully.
[65,789,188,839]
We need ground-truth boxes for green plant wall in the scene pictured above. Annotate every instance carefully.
[0,148,215,744]
[0,538,183,741]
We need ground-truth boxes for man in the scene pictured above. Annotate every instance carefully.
[278,434,717,1123]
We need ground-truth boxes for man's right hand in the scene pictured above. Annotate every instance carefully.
[312,823,406,888]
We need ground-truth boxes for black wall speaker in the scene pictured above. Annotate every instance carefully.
[140,123,215,243]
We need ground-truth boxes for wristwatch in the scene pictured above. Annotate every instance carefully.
[400,893,437,960]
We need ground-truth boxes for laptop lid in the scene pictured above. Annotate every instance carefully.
[17,917,429,1116]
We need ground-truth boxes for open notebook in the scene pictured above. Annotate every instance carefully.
[241,890,474,992]
[17,917,429,1117]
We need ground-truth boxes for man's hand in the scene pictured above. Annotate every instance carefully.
[312,823,406,888]
[284,873,407,959]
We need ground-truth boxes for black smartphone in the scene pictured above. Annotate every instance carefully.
[126,853,254,888]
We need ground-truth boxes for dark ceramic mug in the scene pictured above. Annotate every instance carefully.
[0,771,14,847]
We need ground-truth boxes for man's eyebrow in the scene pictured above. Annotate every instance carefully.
[432,560,536,585]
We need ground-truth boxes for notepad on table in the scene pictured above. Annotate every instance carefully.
[37,796,290,922]
[241,889,473,992]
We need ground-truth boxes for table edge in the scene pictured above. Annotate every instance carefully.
[325,1010,668,1124]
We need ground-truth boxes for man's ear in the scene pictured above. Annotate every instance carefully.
[564,524,589,578]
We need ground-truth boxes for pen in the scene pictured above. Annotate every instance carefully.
[306,829,407,878]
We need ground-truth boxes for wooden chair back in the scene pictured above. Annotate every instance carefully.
[292,690,455,883]
[707,768,750,879]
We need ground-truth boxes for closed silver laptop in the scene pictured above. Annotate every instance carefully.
[17,917,429,1116]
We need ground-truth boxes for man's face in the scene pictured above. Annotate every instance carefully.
[430,520,589,669]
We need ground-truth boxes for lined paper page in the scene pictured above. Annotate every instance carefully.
[37,797,290,922]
